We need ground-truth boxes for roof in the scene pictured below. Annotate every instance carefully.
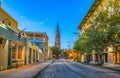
[0,3,18,25]
[78,0,103,29]
[25,31,48,40]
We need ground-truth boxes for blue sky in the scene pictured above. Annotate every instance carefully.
[1,0,94,49]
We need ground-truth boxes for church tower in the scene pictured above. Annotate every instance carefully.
[55,22,61,49]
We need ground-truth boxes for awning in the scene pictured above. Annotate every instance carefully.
[86,53,92,55]
[0,24,8,30]
[94,52,108,55]
[110,50,120,53]
[101,52,108,54]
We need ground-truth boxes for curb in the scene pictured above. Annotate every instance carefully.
[102,67,120,72]
[79,62,120,72]
[32,60,55,78]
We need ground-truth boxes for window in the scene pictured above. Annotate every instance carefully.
[0,44,2,52]
[18,46,22,59]
[12,45,16,59]
[2,19,11,26]
[29,48,32,63]
[0,38,7,53]
[0,38,3,52]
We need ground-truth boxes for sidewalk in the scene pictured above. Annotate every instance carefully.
[0,60,53,78]
[67,59,120,72]
[83,62,120,72]
[102,64,120,72]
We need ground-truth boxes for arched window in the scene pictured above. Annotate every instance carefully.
[2,19,11,26]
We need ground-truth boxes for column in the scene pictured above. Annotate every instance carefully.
[35,50,36,62]
[31,49,33,63]
[36,51,38,62]
[25,47,28,65]
[117,52,119,64]
[33,50,35,63]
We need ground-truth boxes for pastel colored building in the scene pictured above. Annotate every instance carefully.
[25,32,49,60]
[0,2,27,70]
[0,2,46,70]
[78,0,120,65]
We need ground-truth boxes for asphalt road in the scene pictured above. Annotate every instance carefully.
[35,59,120,78]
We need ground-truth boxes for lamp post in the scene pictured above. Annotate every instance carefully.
[73,32,81,37]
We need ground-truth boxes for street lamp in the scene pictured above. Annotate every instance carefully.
[73,32,81,46]
[73,31,81,48]
[73,32,81,37]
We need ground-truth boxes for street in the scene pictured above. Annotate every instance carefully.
[0,1,120,78]
[35,59,120,78]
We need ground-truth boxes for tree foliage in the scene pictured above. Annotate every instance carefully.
[74,0,120,56]
[51,46,62,59]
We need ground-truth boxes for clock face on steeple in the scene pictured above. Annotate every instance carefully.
[2,19,11,26]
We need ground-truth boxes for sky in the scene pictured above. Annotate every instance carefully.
[1,0,94,49]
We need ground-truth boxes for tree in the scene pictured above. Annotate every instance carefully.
[51,46,62,59]
[74,9,120,63]
[74,34,93,63]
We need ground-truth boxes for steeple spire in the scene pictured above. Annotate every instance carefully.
[57,21,59,28]
[55,21,61,49]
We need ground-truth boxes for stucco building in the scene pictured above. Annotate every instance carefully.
[25,32,49,60]
[0,2,46,70]
[0,2,28,70]
[78,0,120,65]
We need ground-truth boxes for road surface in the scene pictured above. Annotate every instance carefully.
[35,59,120,78]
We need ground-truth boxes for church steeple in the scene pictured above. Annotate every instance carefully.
[0,1,2,8]
[55,21,61,49]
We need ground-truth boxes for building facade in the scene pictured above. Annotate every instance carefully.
[0,2,28,70]
[26,41,42,64]
[25,32,49,60]
[0,2,46,70]
[78,0,120,65]
[48,46,53,60]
